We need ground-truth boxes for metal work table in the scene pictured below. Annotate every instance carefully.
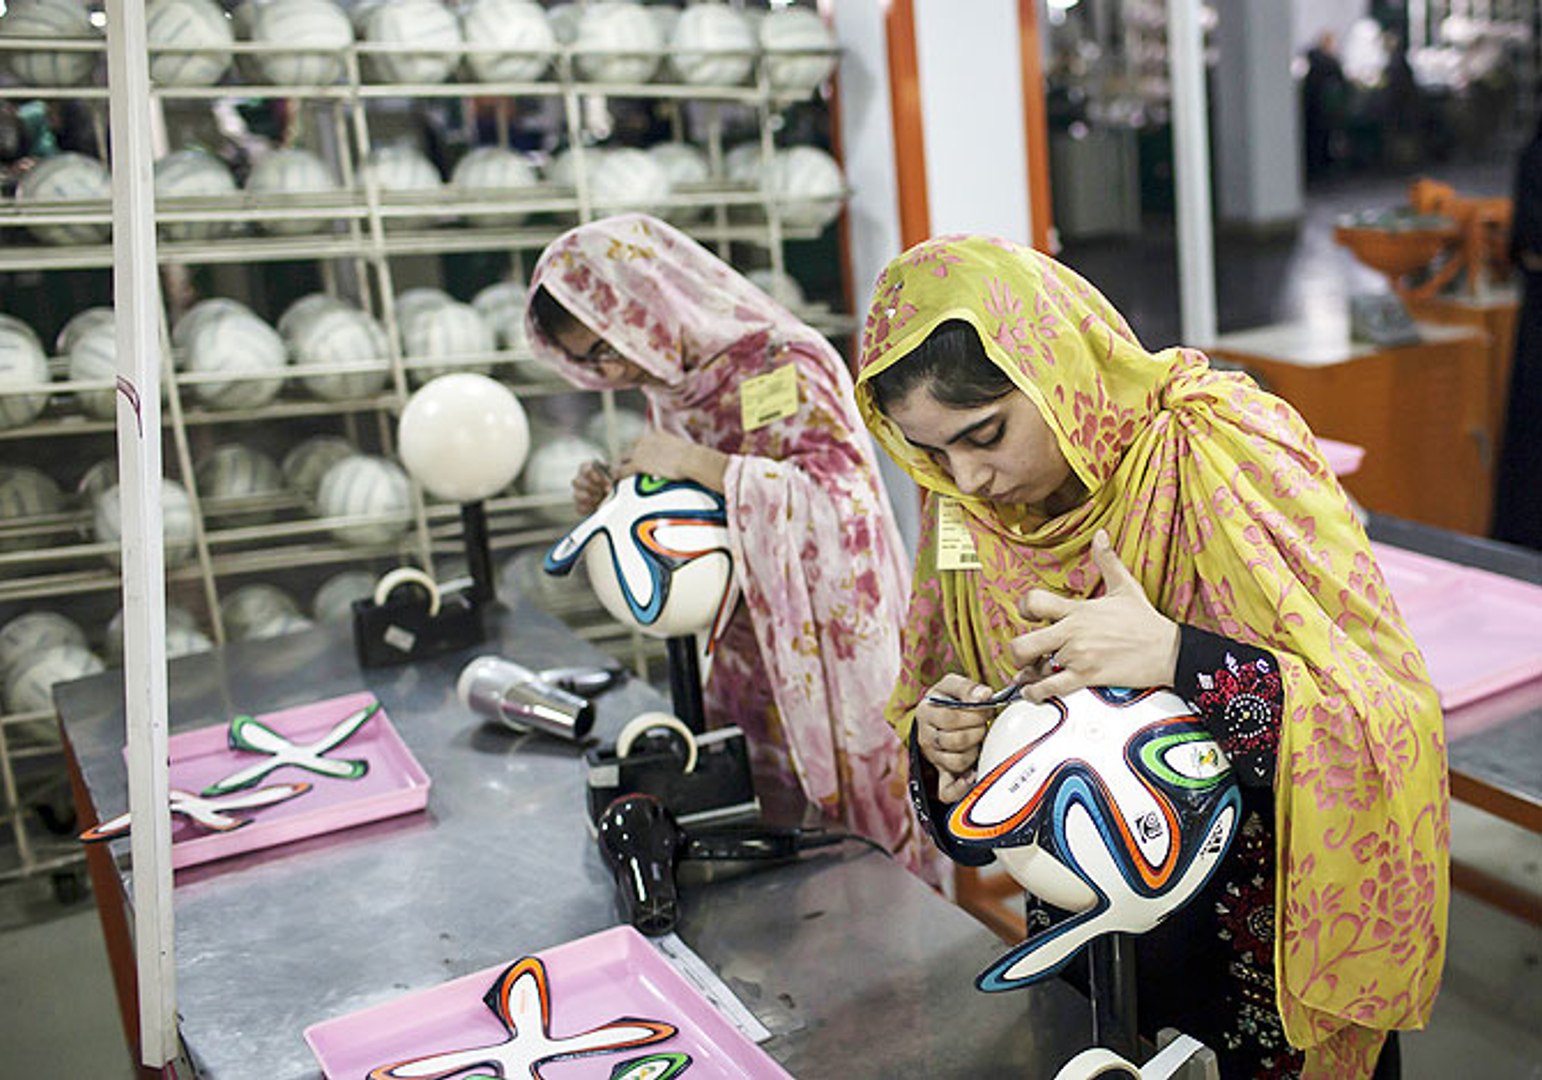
[60,600,1092,1079]
[1367,514,1542,922]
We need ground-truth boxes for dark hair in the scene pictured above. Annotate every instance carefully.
[528,284,582,342]
[867,318,1015,412]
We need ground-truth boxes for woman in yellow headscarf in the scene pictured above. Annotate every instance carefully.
[853,235,1447,1079]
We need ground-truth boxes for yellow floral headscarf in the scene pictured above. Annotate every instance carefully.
[854,235,1448,1075]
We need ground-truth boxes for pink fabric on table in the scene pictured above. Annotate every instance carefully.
[527,215,939,881]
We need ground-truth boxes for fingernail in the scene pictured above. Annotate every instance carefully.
[1093,528,1109,548]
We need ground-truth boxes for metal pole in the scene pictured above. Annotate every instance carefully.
[1167,0,1218,344]
[105,0,176,1067]
[665,636,706,734]
[459,500,495,603]
[1088,932,1141,1060]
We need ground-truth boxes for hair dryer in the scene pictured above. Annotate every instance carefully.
[596,794,685,937]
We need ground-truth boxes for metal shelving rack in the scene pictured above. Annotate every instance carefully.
[0,16,848,888]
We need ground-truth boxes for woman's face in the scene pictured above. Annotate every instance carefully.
[550,319,661,389]
[884,381,1081,511]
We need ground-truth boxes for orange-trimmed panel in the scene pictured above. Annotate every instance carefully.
[885,0,931,248]
[1018,0,1055,253]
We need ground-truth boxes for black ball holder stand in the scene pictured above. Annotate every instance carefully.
[1089,933,1140,1062]
[665,635,706,735]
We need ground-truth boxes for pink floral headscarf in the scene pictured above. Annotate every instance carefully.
[527,214,938,879]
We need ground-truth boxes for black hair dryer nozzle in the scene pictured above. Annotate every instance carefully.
[596,794,683,937]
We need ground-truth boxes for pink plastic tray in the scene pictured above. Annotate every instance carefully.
[151,690,429,870]
[304,925,790,1080]
[1373,543,1542,710]
[1319,437,1366,477]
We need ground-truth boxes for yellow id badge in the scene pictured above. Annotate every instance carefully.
[936,498,981,571]
[739,363,800,431]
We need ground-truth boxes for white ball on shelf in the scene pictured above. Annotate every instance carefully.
[746,266,806,310]
[146,0,234,87]
[500,545,588,613]
[165,624,215,658]
[520,432,604,518]
[401,300,495,386]
[281,434,356,502]
[669,2,755,87]
[582,406,647,457]
[471,280,527,350]
[245,148,340,236]
[459,0,555,83]
[3,643,104,715]
[154,149,238,241]
[0,0,99,87]
[0,324,52,431]
[183,307,290,410]
[764,145,846,230]
[0,314,43,351]
[243,610,317,641]
[316,454,414,547]
[545,2,579,45]
[587,147,671,216]
[277,291,350,341]
[722,141,763,184]
[759,7,837,97]
[450,147,539,228]
[290,305,392,401]
[0,610,88,685]
[55,306,113,355]
[0,465,64,551]
[645,141,710,223]
[220,582,301,640]
[105,603,202,664]
[399,372,530,502]
[66,321,121,420]
[393,287,455,331]
[248,0,353,86]
[75,458,118,503]
[365,0,463,85]
[574,1,663,84]
[545,145,584,190]
[364,144,443,230]
[92,478,198,569]
[194,442,284,519]
[17,152,112,246]
[312,568,376,622]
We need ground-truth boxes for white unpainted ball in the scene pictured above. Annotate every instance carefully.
[66,321,125,420]
[245,148,340,236]
[146,0,234,87]
[521,432,605,519]
[312,568,376,622]
[56,306,114,356]
[249,0,353,86]
[582,406,648,457]
[0,465,64,551]
[289,305,392,401]
[393,287,455,330]
[500,545,588,613]
[545,2,579,45]
[574,1,663,84]
[459,0,555,82]
[220,582,301,639]
[365,0,463,85]
[645,141,711,223]
[398,372,530,502]
[759,8,837,97]
[92,479,198,569]
[194,442,284,521]
[722,141,764,184]
[315,454,413,547]
[471,280,527,350]
[154,149,238,242]
[75,458,118,503]
[3,643,104,714]
[764,145,845,231]
[281,434,356,502]
[401,300,495,386]
[105,604,202,664]
[182,307,290,410]
[171,296,256,354]
[0,325,51,430]
[277,292,351,341]
[364,144,443,230]
[450,147,539,227]
[0,0,100,86]
[243,610,317,641]
[0,610,88,685]
[587,147,671,216]
[669,2,755,87]
[746,267,806,310]
[17,152,112,246]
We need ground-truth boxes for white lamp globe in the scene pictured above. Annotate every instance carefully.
[398,373,530,502]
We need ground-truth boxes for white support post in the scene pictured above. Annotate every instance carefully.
[105,0,177,1068]
[1167,0,1218,345]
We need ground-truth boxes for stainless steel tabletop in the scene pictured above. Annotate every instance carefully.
[57,599,1092,1079]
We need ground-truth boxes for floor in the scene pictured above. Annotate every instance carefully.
[2,157,1540,1079]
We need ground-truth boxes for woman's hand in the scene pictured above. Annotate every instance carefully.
[618,429,729,494]
[915,674,998,802]
[571,460,613,516]
[1008,529,1181,701]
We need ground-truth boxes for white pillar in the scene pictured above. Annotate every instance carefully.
[1216,0,1304,230]
[1167,0,1219,344]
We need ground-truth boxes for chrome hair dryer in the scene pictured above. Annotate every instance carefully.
[596,794,684,936]
[456,656,595,741]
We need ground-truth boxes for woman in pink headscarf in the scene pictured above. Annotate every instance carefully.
[525,213,938,880]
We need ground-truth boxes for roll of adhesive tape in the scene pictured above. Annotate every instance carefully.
[616,710,698,774]
[1051,1048,1143,1080]
[372,566,442,617]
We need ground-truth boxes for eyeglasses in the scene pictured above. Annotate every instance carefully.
[571,337,623,367]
